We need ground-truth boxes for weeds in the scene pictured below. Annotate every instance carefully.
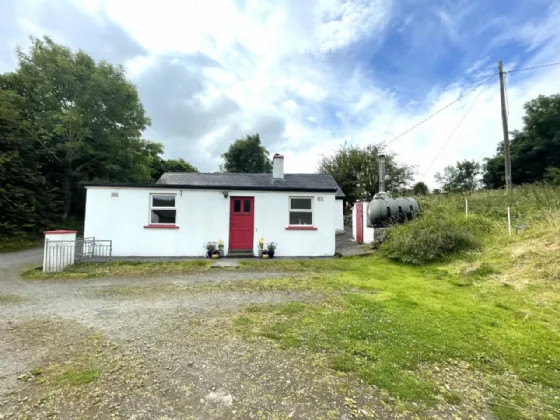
[0,294,26,304]
[56,369,100,386]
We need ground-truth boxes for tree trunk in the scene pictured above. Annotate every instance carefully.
[61,167,72,223]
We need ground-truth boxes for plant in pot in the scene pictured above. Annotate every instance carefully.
[266,242,277,258]
[203,241,217,258]
[212,249,220,259]
[257,238,269,259]
[217,239,225,257]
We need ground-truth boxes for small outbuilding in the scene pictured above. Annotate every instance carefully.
[84,154,344,257]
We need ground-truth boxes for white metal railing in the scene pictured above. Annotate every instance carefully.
[43,238,112,273]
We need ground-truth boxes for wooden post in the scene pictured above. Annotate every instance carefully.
[499,61,513,192]
[465,199,468,219]
[507,207,512,236]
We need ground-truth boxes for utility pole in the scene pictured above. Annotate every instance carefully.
[498,61,513,191]
[378,154,386,192]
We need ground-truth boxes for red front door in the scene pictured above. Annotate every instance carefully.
[356,202,363,243]
[229,197,254,250]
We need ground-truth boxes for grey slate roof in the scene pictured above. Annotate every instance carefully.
[157,172,345,198]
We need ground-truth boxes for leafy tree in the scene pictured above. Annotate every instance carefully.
[317,143,414,202]
[151,157,198,181]
[544,167,560,185]
[0,84,58,237]
[483,94,560,188]
[13,36,153,220]
[412,181,429,195]
[435,160,481,193]
[221,134,273,173]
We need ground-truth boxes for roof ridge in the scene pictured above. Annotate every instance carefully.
[163,172,269,175]
[163,172,331,176]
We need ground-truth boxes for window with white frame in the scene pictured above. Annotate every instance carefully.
[289,197,313,225]
[150,194,176,224]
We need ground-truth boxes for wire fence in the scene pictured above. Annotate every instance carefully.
[419,184,560,233]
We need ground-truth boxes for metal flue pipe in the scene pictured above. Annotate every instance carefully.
[378,154,386,192]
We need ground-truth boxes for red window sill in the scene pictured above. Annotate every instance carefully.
[285,226,318,231]
[143,224,179,229]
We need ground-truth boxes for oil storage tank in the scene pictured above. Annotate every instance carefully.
[368,192,419,227]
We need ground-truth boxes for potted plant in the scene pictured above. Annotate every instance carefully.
[212,249,220,259]
[217,240,225,257]
[257,238,268,258]
[204,241,217,258]
[266,242,277,258]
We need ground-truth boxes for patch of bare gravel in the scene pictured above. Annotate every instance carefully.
[0,313,396,419]
[1,257,396,419]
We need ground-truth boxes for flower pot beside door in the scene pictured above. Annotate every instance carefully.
[266,242,277,259]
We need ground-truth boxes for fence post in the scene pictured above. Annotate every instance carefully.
[507,207,511,236]
[465,199,468,219]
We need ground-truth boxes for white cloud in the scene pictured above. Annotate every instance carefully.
[2,0,560,191]
[114,0,560,188]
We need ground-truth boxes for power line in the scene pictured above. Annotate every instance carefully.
[505,62,560,74]
[421,78,490,181]
[383,61,559,148]
[385,72,498,146]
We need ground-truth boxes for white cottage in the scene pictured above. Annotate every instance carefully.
[83,154,345,258]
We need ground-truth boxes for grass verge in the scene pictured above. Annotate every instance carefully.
[22,259,213,280]
[21,258,348,280]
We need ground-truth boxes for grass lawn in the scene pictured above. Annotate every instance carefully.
[229,229,559,419]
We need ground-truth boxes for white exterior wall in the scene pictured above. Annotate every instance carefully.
[84,187,336,257]
[363,202,374,244]
[351,202,373,244]
[352,204,357,240]
[335,199,344,231]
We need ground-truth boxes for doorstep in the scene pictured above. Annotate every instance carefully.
[211,259,240,268]
[226,249,254,258]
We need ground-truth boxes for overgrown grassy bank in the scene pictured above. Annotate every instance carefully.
[381,184,560,264]
[418,184,560,224]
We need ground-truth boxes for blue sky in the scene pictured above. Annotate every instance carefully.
[1,0,559,187]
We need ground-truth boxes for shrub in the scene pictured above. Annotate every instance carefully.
[381,213,494,264]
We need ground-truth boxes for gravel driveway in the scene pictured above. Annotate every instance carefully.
[0,250,388,419]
